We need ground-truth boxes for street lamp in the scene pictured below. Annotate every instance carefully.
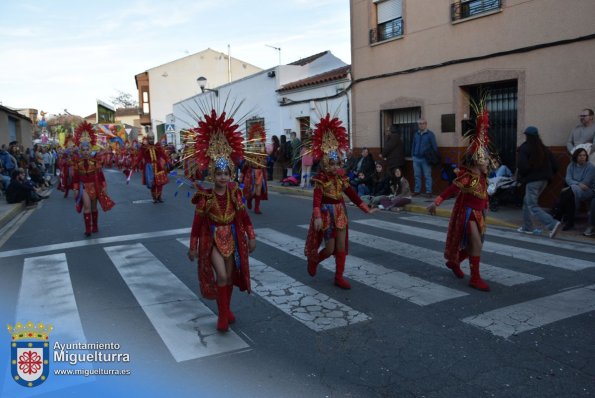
[196,76,219,96]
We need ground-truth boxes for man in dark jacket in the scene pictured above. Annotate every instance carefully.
[382,124,405,172]
[411,119,438,197]
[516,126,561,238]
[6,168,47,206]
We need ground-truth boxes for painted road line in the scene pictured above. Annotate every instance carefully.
[354,219,593,271]
[2,253,92,397]
[178,238,369,331]
[104,244,249,362]
[0,228,191,259]
[314,224,541,287]
[400,215,595,255]
[462,284,595,338]
[255,228,468,306]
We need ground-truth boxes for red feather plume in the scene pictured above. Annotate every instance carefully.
[74,121,97,147]
[190,109,244,171]
[311,113,349,161]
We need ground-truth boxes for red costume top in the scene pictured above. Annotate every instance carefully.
[434,167,488,266]
[304,171,368,260]
[241,163,268,200]
[134,143,170,187]
[72,153,115,211]
[189,182,255,300]
[58,150,75,192]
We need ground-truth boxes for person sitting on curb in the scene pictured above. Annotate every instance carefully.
[377,167,412,211]
[5,168,48,207]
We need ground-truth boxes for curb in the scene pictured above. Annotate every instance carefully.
[0,202,25,230]
[266,184,519,229]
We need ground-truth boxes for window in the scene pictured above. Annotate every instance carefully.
[370,0,403,44]
[451,0,501,22]
[142,90,150,114]
[383,107,421,158]
[297,117,310,140]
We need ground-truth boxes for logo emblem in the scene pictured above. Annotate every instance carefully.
[7,321,53,388]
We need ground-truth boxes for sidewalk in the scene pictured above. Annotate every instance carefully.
[265,181,594,244]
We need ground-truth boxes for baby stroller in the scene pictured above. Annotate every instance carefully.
[487,176,521,211]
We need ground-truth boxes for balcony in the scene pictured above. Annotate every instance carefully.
[451,0,501,22]
[369,17,403,44]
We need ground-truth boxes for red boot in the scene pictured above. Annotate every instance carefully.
[226,285,235,324]
[247,197,253,210]
[308,249,331,276]
[216,286,229,331]
[254,195,262,214]
[83,213,92,237]
[334,252,351,289]
[91,211,98,233]
[469,256,490,292]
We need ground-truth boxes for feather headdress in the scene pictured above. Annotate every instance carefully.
[311,113,349,165]
[74,121,98,149]
[463,96,495,167]
[187,109,244,181]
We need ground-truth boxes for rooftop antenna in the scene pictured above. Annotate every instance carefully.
[265,44,281,65]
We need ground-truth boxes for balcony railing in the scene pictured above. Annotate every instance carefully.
[451,0,501,22]
[369,17,403,44]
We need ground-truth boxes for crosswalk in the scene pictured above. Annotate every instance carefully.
[2,217,594,371]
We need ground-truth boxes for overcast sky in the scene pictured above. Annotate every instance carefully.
[0,0,350,118]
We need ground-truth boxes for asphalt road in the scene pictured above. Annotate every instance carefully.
[0,170,593,398]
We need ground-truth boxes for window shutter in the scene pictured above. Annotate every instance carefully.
[377,0,402,24]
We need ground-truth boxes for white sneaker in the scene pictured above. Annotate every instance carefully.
[583,226,595,237]
[549,221,562,239]
[378,204,385,210]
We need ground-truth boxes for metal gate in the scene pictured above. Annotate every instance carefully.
[383,107,421,158]
[470,82,518,169]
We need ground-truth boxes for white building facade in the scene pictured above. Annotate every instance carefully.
[171,51,351,146]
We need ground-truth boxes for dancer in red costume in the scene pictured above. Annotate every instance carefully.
[72,121,115,237]
[427,103,493,292]
[132,135,170,203]
[186,109,256,332]
[57,134,76,198]
[241,122,268,214]
[304,114,377,289]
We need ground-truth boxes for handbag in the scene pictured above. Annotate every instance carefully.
[424,148,441,166]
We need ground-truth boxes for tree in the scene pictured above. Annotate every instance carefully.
[110,90,138,109]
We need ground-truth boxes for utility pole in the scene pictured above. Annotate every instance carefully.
[265,44,281,65]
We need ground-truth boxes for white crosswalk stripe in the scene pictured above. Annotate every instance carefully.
[354,218,594,271]
[462,284,595,338]
[297,224,542,287]
[255,228,469,305]
[2,253,93,398]
[104,244,250,362]
[177,238,370,331]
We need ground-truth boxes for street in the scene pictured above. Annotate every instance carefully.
[0,170,594,398]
